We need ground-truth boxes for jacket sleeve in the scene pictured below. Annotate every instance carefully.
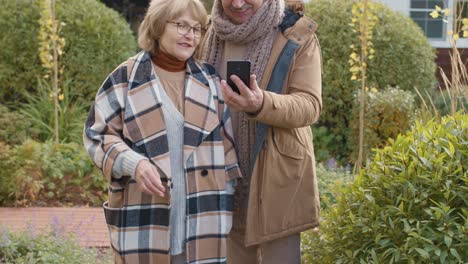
[251,34,322,128]
[83,64,147,182]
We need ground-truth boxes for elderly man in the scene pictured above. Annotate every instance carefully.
[201,0,322,263]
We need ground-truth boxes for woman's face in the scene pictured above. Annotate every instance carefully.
[159,10,202,61]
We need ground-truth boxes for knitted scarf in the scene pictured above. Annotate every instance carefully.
[201,0,285,229]
[201,0,284,82]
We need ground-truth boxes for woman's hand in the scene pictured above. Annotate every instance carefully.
[135,160,166,197]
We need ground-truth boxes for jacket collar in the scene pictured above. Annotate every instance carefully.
[127,51,219,177]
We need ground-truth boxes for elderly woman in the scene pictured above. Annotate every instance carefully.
[83,0,241,263]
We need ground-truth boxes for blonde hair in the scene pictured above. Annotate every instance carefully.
[138,0,208,54]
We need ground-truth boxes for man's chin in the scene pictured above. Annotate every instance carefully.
[228,11,253,24]
[231,17,251,24]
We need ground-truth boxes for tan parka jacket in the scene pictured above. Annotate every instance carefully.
[199,4,322,246]
[242,14,322,246]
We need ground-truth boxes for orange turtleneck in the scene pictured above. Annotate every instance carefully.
[151,48,186,72]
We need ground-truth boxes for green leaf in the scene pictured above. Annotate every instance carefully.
[440,250,447,263]
[449,248,461,261]
[415,248,430,259]
[444,235,452,247]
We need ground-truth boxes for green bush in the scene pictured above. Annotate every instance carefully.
[302,113,468,263]
[20,80,88,144]
[0,0,137,104]
[201,0,214,12]
[306,0,436,165]
[316,163,354,210]
[0,104,39,145]
[0,227,112,263]
[350,87,416,163]
[431,88,468,117]
[0,140,107,207]
[0,143,17,205]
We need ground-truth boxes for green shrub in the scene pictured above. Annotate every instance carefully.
[302,113,468,263]
[0,143,18,205]
[201,0,214,12]
[0,0,137,104]
[431,88,468,117]
[306,0,436,165]
[0,104,39,145]
[20,79,88,144]
[350,87,416,163]
[0,140,107,207]
[0,227,112,263]
[316,163,354,210]
[311,126,339,163]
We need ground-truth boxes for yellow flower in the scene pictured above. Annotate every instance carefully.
[430,10,439,19]
[350,65,360,73]
[463,31,468,38]
[351,75,357,81]
[435,5,441,11]
[463,18,468,25]
[58,94,64,101]
[370,87,378,93]
[443,8,450,16]
[453,34,460,41]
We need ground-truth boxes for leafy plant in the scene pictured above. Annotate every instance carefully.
[349,0,379,169]
[0,104,39,145]
[0,140,107,207]
[38,0,66,143]
[350,87,417,163]
[20,79,88,144]
[432,88,468,117]
[316,163,354,210]
[302,113,468,263]
[306,0,436,165]
[201,0,214,13]
[0,143,18,205]
[0,0,136,104]
[0,227,112,263]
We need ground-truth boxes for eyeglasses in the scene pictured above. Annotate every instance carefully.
[166,21,204,38]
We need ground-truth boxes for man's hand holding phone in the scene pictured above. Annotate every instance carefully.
[221,60,264,114]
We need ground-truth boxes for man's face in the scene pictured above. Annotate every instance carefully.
[221,0,264,24]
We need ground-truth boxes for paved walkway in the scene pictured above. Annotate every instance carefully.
[0,207,109,247]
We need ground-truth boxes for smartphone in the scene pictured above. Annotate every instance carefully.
[226,60,251,94]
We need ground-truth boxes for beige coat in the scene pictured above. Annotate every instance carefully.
[243,16,322,246]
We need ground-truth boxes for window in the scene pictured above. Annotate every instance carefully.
[410,0,447,39]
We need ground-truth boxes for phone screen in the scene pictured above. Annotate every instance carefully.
[226,60,251,94]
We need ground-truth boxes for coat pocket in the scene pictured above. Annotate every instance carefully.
[272,127,306,160]
[103,202,171,256]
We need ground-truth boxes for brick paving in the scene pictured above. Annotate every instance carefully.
[0,207,109,247]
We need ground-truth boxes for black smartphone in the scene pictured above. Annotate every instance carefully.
[226,60,251,94]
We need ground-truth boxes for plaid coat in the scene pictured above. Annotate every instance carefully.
[83,51,241,264]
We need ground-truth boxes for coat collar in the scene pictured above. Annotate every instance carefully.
[127,51,220,177]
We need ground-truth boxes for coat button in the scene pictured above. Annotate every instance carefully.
[201,169,208,177]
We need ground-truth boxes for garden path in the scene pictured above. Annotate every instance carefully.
[0,207,109,247]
